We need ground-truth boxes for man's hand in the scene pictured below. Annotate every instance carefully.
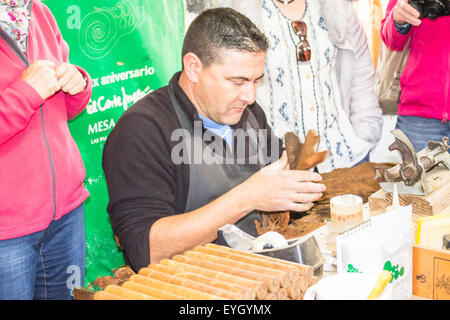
[393,0,421,26]
[20,60,61,100]
[55,62,87,96]
[244,151,326,213]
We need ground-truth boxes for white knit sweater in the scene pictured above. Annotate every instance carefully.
[231,0,383,172]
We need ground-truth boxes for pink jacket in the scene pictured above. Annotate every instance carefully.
[381,0,450,122]
[0,0,92,240]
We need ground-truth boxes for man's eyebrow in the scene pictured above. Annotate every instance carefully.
[226,73,265,81]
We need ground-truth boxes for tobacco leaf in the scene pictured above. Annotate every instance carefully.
[280,161,396,239]
[255,130,327,235]
[254,129,395,239]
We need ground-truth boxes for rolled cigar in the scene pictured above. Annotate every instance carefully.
[310,276,320,285]
[261,292,277,300]
[130,274,225,300]
[122,280,184,300]
[138,268,246,300]
[296,276,311,293]
[172,254,280,293]
[160,259,267,299]
[93,290,127,300]
[194,246,299,282]
[104,284,156,300]
[184,251,290,288]
[276,287,288,300]
[205,243,314,278]
[298,290,305,300]
[286,281,301,299]
[148,264,255,299]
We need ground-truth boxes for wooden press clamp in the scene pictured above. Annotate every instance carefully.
[374,129,450,196]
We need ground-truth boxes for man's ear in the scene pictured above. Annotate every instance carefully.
[182,52,203,84]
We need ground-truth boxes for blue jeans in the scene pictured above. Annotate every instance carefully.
[396,115,450,152]
[0,205,86,300]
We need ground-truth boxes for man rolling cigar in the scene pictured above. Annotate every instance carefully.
[102,8,326,271]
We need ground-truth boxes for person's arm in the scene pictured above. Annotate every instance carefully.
[55,61,93,120]
[103,104,325,267]
[0,61,60,146]
[344,2,383,147]
[148,105,288,264]
[381,0,420,51]
[103,108,183,271]
[0,81,42,146]
[41,3,92,120]
[149,151,325,264]
[148,175,255,264]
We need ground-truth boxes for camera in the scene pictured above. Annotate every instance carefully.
[409,0,450,19]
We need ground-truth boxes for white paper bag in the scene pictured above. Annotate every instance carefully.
[336,205,413,300]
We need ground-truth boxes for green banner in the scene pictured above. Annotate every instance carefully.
[43,0,185,284]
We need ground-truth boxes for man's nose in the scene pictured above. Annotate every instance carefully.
[240,82,257,105]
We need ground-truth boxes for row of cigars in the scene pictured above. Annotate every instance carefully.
[78,243,318,300]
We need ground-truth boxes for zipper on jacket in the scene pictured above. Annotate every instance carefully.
[444,57,449,124]
[40,108,57,220]
[0,1,57,222]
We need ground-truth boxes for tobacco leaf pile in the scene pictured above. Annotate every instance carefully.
[92,266,135,289]
[255,130,394,239]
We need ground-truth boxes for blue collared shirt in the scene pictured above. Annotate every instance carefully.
[198,113,233,148]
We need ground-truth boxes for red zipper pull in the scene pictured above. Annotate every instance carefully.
[443,112,448,124]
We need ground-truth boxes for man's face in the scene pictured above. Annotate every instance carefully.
[193,49,265,126]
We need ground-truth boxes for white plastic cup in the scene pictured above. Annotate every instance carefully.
[328,194,363,233]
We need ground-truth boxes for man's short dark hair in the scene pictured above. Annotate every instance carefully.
[182,7,269,67]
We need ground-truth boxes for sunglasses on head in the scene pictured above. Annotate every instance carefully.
[291,21,311,62]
